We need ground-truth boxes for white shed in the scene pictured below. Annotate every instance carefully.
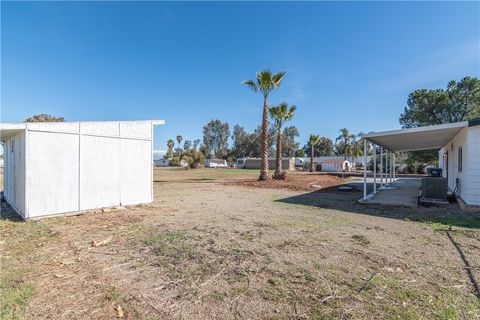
[1,120,164,219]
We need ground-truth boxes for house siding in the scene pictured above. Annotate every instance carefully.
[465,126,480,205]
[439,126,479,206]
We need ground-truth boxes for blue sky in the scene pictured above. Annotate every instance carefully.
[2,1,479,151]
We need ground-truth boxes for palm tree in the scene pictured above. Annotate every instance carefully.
[242,69,286,181]
[166,139,175,159]
[308,134,321,172]
[176,135,183,159]
[269,102,297,179]
[350,135,364,160]
[335,128,355,160]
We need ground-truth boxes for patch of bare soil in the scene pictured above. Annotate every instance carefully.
[1,168,479,320]
[231,173,347,191]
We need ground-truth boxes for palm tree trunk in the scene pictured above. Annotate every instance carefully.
[259,96,270,181]
[274,128,282,179]
[310,145,314,172]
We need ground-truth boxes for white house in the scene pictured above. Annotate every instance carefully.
[299,156,371,169]
[154,158,170,167]
[362,119,479,209]
[205,159,228,168]
[1,120,164,219]
[318,159,351,172]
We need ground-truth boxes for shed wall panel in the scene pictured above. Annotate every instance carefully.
[27,131,79,217]
[80,122,120,137]
[120,121,151,139]
[80,136,121,210]
[120,139,152,205]
[27,122,80,134]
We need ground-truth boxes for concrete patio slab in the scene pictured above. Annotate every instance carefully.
[364,178,420,208]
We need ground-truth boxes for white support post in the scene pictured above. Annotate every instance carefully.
[385,149,390,185]
[389,151,393,184]
[380,147,383,188]
[363,139,367,201]
[393,152,396,182]
[373,145,377,194]
[390,152,393,184]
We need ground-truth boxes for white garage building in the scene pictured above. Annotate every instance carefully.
[1,120,164,219]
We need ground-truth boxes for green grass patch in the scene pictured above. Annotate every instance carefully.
[407,214,480,231]
[0,220,58,319]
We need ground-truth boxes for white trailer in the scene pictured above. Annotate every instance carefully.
[1,120,164,219]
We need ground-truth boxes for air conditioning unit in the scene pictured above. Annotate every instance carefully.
[419,177,448,205]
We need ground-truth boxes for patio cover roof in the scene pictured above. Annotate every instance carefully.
[363,121,469,152]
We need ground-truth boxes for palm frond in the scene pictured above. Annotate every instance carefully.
[272,71,286,86]
[309,134,321,145]
[242,80,259,92]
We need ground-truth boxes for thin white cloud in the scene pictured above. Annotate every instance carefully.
[381,41,480,92]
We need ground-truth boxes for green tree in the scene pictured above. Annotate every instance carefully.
[231,125,250,159]
[335,128,355,160]
[295,149,306,157]
[231,124,276,159]
[242,69,286,181]
[193,139,201,150]
[308,135,321,172]
[24,114,65,122]
[183,149,206,169]
[350,135,364,163]
[303,137,334,157]
[202,119,230,159]
[166,139,175,159]
[269,102,297,179]
[399,77,480,165]
[400,77,480,128]
[183,140,192,151]
[281,126,300,157]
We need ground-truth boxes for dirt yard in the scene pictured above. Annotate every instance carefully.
[1,168,479,319]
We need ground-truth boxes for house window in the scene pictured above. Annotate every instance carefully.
[458,147,463,172]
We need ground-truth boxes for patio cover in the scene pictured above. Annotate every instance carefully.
[362,121,469,152]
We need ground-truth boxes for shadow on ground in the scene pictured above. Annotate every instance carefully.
[275,182,480,230]
[276,182,480,298]
[154,178,218,184]
[0,203,23,221]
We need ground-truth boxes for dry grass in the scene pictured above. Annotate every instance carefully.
[1,168,479,319]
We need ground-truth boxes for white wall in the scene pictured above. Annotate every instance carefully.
[24,121,155,218]
[465,126,479,205]
[4,132,26,217]
[440,126,479,206]
[28,131,80,217]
